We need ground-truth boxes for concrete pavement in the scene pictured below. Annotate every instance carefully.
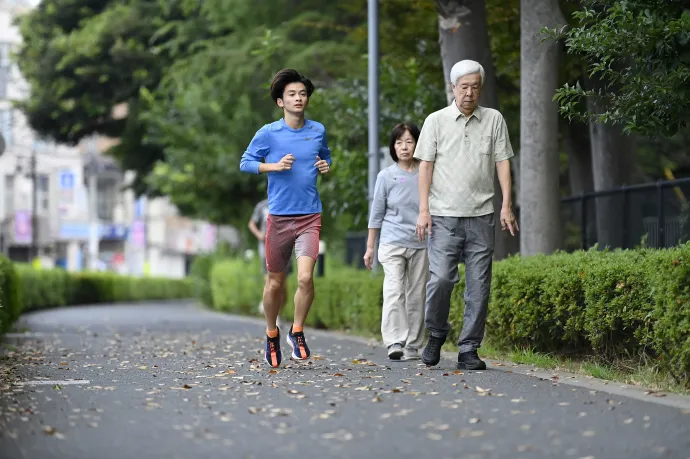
[1,301,689,459]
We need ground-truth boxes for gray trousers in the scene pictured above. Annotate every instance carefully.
[424,214,495,353]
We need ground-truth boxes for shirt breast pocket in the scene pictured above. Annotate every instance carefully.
[478,135,493,156]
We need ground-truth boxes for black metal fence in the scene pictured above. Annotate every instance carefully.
[560,178,690,251]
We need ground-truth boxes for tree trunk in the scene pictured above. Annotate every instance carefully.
[519,0,565,256]
[587,76,635,249]
[564,121,593,196]
[436,0,518,259]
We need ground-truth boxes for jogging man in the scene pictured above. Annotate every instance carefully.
[240,68,332,368]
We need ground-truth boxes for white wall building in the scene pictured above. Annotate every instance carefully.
[0,0,88,267]
[0,0,236,276]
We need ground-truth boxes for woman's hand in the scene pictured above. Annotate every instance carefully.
[363,247,374,270]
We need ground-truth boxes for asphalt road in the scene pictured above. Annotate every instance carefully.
[1,301,689,459]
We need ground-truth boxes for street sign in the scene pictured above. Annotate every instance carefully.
[59,170,75,189]
[58,169,76,217]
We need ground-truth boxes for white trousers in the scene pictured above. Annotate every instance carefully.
[378,243,428,350]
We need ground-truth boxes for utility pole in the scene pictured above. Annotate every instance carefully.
[30,145,38,262]
[367,0,380,271]
[87,137,99,271]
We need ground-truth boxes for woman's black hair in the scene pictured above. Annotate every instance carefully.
[388,122,420,162]
[270,69,315,103]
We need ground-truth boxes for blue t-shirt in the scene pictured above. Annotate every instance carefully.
[240,119,332,215]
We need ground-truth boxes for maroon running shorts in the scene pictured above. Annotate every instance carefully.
[265,213,321,273]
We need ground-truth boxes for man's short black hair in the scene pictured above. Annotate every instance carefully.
[270,69,315,103]
[388,122,421,162]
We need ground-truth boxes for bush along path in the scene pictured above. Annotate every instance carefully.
[2,301,689,459]
[208,243,690,390]
[0,256,194,336]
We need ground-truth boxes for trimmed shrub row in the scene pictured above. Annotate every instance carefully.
[0,256,194,334]
[209,244,690,385]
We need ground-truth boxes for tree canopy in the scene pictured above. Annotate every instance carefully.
[14,0,175,194]
[549,0,690,137]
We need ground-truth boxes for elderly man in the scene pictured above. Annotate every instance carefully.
[414,59,518,370]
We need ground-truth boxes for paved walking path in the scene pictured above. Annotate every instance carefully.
[1,301,689,459]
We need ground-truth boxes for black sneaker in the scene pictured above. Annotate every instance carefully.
[422,335,446,366]
[457,350,486,370]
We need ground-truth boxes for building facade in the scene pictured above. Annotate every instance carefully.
[0,0,234,277]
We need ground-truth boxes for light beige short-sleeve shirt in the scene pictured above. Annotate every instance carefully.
[413,103,514,217]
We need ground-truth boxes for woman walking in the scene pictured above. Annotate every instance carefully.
[364,122,428,361]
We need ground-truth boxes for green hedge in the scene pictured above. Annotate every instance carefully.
[209,244,690,385]
[210,258,383,333]
[0,256,194,334]
[0,257,20,333]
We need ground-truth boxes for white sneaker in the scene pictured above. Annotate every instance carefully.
[402,348,420,361]
[387,343,403,360]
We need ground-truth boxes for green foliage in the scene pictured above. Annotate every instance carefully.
[652,247,690,382]
[0,262,194,336]
[548,0,690,137]
[210,258,266,316]
[208,244,690,386]
[0,256,20,333]
[14,264,71,310]
[188,243,238,307]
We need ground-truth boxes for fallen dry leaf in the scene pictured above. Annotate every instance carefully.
[43,426,65,439]
[458,429,485,438]
[322,430,353,441]
[469,418,480,424]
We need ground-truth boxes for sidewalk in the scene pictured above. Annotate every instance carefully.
[1,301,689,459]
